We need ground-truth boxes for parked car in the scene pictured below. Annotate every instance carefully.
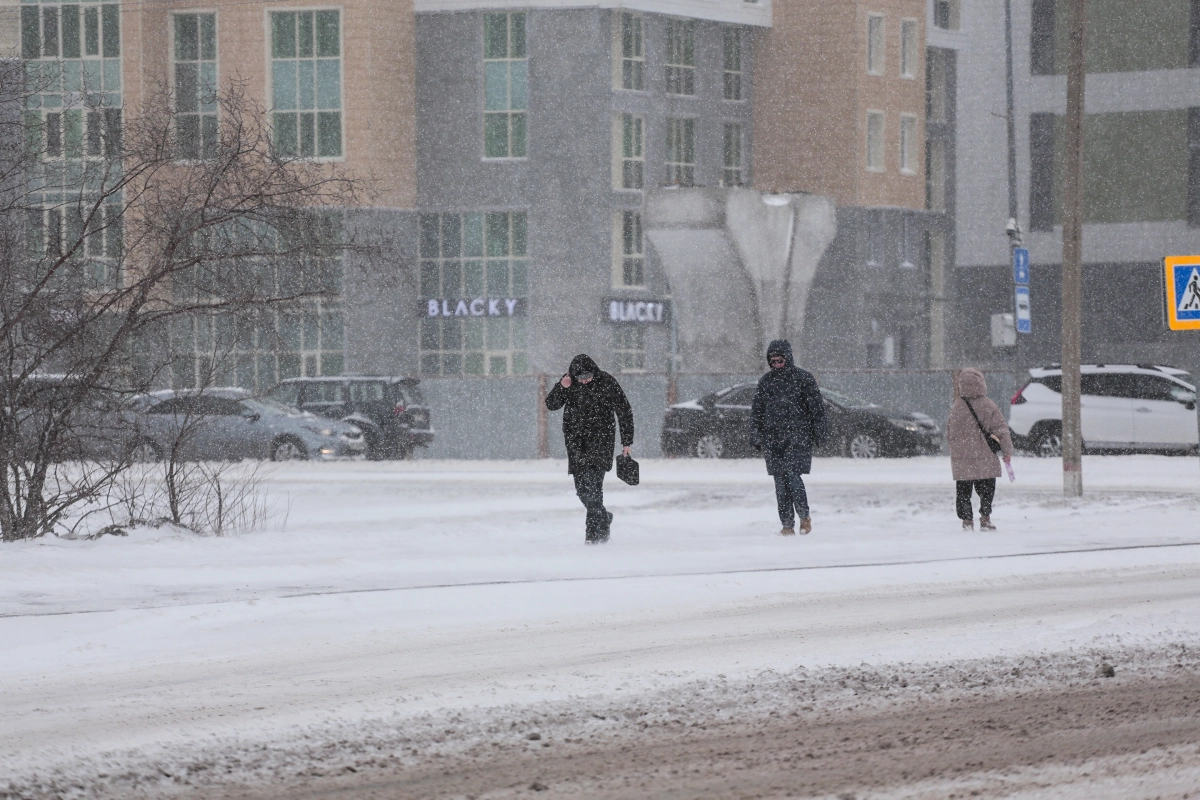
[1009,364,1198,457]
[128,388,365,462]
[661,384,942,459]
[9,375,142,462]
[264,376,434,459]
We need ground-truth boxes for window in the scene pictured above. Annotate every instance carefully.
[933,0,959,30]
[900,19,917,77]
[172,216,346,389]
[723,28,743,100]
[900,115,917,174]
[925,139,946,210]
[614,210,644,287]
[484,12,527,159]
[665,118,695,185]
[666,19,696,95]
[723,122,743,185]
[867,15,884,75]
[1033,0,1192,75]
[1189,108,1200,227]
[615,12,644,91]
[614,113,645,190]
[22,1,120,60]
[926,48,948,123]
[613,326,646,372]
[23,1,123,290]
[271,10,342,158]
[174,13,217,161]
[1031,110,1191,229]
[173,303,344,390]
[419,212,528,376]
[866,111,885,171]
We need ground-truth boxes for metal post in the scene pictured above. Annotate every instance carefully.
[536,373,549,459]
[1004,0,1023,373]
[1061,0,1087,498]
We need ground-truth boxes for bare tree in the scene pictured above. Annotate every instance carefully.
[1,73,368,542]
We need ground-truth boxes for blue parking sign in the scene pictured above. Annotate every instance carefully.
[1012,248,1030,285]
[1015,286,1031,333]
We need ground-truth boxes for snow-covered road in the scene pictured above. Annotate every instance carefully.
[2,455,1199,797]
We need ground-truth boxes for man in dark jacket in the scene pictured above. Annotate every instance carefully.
[545,354,634,544]
[751,340,827,536]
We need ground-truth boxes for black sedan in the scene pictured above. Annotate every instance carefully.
[660,384,942,459]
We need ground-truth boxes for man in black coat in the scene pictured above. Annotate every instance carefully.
[545,354,634,544]
[751,339,827,536]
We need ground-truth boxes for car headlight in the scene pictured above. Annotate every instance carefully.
[302,425,336,437]
[888,418,921,432]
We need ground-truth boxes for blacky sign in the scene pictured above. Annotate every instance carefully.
[425,298,526,318]
[606,299,669,324]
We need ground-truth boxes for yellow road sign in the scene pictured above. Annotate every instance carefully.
[1165,256,1200,331]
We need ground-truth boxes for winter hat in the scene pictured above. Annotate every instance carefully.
[569,354,600,379]
[959,367,988,399]
[766,339,795,368]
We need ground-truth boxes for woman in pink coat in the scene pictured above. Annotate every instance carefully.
[947,368,1014,530]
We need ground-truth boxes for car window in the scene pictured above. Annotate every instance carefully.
[716,386,754,406]
[145,397,187,414]
[268,383,301,406]
[398,382,425,405]
[1132,375,1182,402]
[350,381,387,403]
[1032,376,1062,393]
[821,389,876,409]
[243,398,296,417]
[305,382,344,403]
[191,397,243,416]
[1081,374,1136,398]
[1170,385,1197,404]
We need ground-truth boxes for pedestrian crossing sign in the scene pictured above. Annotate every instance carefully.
[1165,256,1200,330]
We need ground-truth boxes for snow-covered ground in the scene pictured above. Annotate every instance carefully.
[3,455,1200,796]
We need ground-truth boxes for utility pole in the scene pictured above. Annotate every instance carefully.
[1004,0,1023,370]
[1061,0,1087,498]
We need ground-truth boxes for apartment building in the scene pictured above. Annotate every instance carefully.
[753,0,949,369]
[949,0,1200,375]
[411,0,767,378]
[12,0,960,383]
[14,0,419,390]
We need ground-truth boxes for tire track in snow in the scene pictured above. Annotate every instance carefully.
[4,539,1200,620]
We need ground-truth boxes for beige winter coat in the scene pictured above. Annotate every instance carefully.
[948,368,1014,481]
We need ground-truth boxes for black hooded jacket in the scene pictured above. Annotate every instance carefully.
[545,355,635,474]
[751,340,827,475]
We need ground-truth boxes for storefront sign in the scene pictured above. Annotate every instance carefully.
[606,299,669,324]
[424,298,526,318]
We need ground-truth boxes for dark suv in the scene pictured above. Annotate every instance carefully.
[265,376,434,459]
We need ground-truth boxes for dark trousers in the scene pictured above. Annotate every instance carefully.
[773,471,810,528]
[573,469,609,536]
[956,479,996,520]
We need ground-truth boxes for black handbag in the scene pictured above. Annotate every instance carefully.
[615,453,640,486]
[963,398,1003,454]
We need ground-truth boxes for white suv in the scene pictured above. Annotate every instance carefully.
[1009,364,1198,457]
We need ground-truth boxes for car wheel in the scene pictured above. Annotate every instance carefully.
[847,432,881,459]
[695,433,725,459]
[1034,429,1063,458]
[129,440,162,463]
[271,437,308,462]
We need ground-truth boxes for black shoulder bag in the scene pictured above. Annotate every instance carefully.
[963,398,1003,454]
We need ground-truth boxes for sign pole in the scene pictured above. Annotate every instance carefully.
[1060,0,1086,499]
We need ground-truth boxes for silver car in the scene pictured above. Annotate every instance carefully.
[129,388,366,461]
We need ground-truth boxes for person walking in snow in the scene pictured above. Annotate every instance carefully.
[947,368,1014,531]
[545,354,634,544]
[751,340,827,536]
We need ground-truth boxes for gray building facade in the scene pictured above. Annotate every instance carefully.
[409,1,765,379]
[945,0,1200,375]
